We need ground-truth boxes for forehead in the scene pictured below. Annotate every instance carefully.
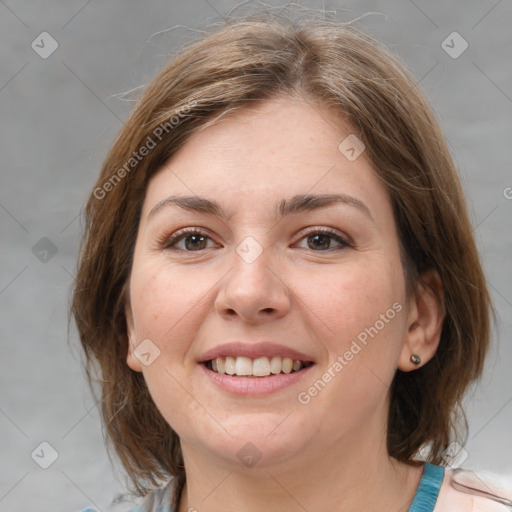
[141,95,389,220]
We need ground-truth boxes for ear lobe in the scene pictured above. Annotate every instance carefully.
[398,270,445,372]
[125,295,143,373]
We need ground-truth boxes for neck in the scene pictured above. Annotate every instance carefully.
[177,416,423,512]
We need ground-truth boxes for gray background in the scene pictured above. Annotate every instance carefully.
[1,1,511,510]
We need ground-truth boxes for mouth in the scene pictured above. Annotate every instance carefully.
[204,356,314,377]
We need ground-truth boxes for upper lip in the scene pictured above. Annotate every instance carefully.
[198,342,315,363]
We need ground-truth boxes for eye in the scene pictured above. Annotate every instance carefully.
[160,226,351,253]
[294,227,351,251]
[160,228,218,252]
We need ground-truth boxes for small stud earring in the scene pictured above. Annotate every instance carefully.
[410,354,421,365]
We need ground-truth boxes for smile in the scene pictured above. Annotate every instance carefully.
[206,356,314,377]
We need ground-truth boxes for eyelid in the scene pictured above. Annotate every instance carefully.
[293,226,353,249]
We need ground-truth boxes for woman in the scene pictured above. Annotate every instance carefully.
[72,12,512,512]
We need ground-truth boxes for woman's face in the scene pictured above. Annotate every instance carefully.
[126,95,412,470]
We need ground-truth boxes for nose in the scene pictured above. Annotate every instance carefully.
[214,241,292,324]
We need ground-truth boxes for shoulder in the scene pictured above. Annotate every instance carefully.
[125,481,175,512]
[73,481,175,512]
[435,467,512,511]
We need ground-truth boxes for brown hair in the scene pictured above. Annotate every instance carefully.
[71,11,492,500]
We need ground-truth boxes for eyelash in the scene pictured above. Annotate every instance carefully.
[159,226,352,252]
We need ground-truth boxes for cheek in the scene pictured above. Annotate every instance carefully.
[295,260,406,423]
[128,260,213,429]
[276,282,403,451]
[129,259,211,358]
[303,256,406,396]
[305,257,404,339]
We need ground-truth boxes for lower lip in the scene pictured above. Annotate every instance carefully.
[200,363,314,396]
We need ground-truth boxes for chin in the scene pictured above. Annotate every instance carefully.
[196,413,313,470]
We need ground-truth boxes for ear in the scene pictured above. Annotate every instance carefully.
[125,290,143,373]
[398,269,445,371]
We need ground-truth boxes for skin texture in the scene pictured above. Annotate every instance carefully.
[125,95,445,512]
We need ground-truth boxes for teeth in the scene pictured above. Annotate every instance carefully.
[253,357,270,377]
[209,356,308,377]
[235,356,252,376]
[270,356,281,374]
[225,356,236,375]
[282,357,293,374]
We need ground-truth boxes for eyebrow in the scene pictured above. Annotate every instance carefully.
[147,193,373,222]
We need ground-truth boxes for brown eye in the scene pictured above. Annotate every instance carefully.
[181,233,208,251]
[296,228,351,251]
[307,233,332,250]
[162,229,216,251]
